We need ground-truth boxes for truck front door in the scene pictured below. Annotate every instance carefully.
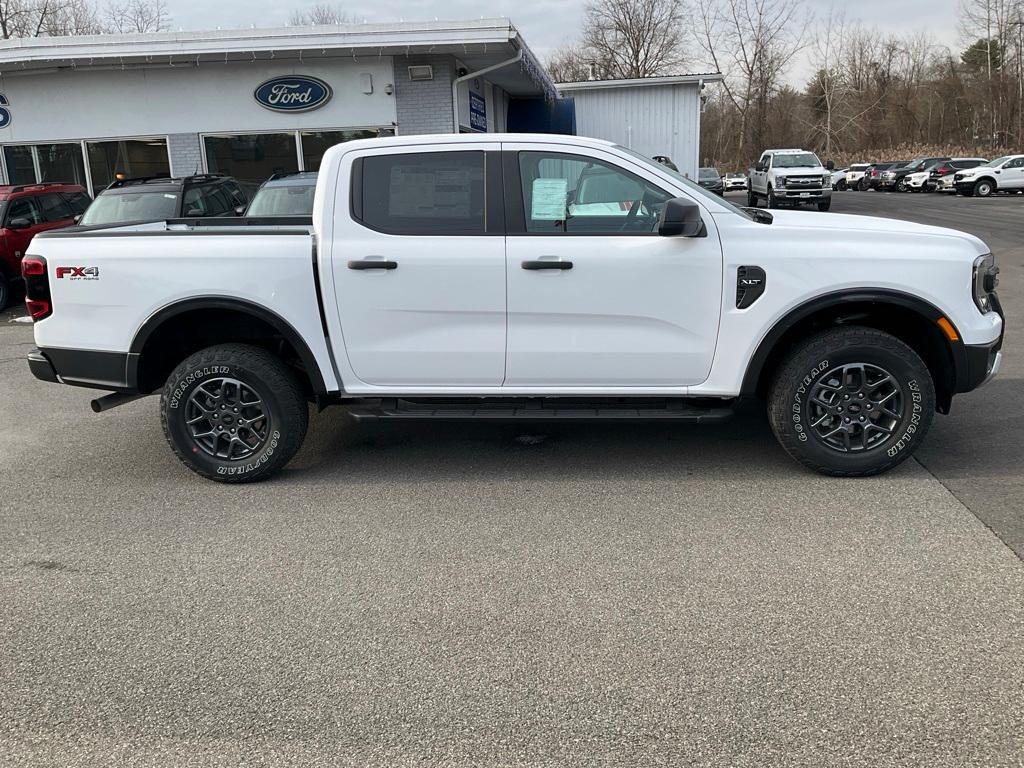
[502,145,722,388]
[330,145,507,388]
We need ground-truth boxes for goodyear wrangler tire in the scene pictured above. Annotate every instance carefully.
[767,327,935,477]
[161,344,308,483]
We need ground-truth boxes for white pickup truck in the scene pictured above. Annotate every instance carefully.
[747,149,834,211]
[23,134,1003,482]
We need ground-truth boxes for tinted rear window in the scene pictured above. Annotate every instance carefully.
[356,151,485,235]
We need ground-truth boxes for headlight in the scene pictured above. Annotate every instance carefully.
[822,174,831,185]
[776,176,787,188]
[973,253,999,313]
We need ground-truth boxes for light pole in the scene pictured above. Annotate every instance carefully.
[1015,15,1023,146]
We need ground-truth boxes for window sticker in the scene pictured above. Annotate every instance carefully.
[531,178,568,220]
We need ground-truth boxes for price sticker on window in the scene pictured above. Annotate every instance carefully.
[531,178,568,220]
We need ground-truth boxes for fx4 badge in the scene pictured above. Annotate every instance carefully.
[56,266,99,280]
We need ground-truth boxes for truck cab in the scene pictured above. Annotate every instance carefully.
[747,149,833,211]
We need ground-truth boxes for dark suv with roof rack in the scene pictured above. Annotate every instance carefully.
[0,181,90,309]
[80,174,250,227]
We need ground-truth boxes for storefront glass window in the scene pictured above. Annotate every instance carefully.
[87,138,170,190]
[37,143,88,185]
[300,129,393,172]
[204,133,298,184]
[3,146,36,185]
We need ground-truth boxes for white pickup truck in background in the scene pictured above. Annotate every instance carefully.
[23,134,1003,482]
[747,149,834,211]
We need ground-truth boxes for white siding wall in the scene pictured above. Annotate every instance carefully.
[566,83,702,179]
[0,59,397,143]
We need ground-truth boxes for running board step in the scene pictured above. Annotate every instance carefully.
[347,398,734,423]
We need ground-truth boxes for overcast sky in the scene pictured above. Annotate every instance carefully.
[162,0,963,86]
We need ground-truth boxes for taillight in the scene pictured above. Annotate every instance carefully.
[22,255,51,321]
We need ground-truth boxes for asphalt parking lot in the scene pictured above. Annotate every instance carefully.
[2,191,1022,767]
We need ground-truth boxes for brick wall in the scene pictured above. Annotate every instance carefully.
[168,133,204,177]
[392,56,456,135]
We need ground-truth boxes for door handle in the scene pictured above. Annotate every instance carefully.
[348,259,397,270]
[522,260,573,270]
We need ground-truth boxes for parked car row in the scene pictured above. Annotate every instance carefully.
[0,170,319,309]
[830,155,1024,197]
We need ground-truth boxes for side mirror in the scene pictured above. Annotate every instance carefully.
[73,214,82,224]
[234,205,247,216]
[658,197,703,238]
[755,161,766,172]
[826,160,835,171]
[7,217,31,230]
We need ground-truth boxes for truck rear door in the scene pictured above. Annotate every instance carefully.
[329,143,507,388]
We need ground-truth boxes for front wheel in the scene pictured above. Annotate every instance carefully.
[974,179,994,197]
[160,343,309,482]
[767,327,935,477]
[896,179,908,192]
[767,186,779,209]
[0,272,9,310]
[817,197,832,212]
[746,188,757,207]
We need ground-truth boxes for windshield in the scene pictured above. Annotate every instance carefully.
[616,145,754,219]
[245,185,316,216]
[81,190,178,225]
[773,153,821,168]
[699,168,720,180]
[980,156,1012,168]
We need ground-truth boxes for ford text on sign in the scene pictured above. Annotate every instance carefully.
[254,76,333,112]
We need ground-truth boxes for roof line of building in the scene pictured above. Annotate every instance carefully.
[0,18,520,63]
[557,73,724,91]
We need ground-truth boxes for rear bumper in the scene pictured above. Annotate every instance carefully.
[27,346,137,392]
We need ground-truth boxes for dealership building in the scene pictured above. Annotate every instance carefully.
[0,18,718,195]
[0,19,560,195]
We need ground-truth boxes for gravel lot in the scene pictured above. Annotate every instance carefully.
[1,190,1022,767]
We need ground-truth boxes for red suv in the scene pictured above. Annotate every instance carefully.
[0,182,91,309]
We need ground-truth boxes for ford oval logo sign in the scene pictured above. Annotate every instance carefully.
[254,75,332,112]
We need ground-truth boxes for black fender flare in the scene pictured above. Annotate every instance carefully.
[128,296,329,395]
[739,288,966,397]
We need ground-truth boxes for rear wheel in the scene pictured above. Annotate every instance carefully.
[161,343,308,483]
[767,327,934,477]
[974,179,995,197]
[0,272,9,310]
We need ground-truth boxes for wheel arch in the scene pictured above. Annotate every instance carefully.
[740,289,967,413]
[129,296,328,396]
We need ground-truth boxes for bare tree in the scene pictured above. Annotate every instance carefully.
[546,44,599,83]
[43,0,105,34]
[0,0,68,38]
[288,2,348,26]
[105,0,169,32]
[581,0,691,78]
[695,0,807,155]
